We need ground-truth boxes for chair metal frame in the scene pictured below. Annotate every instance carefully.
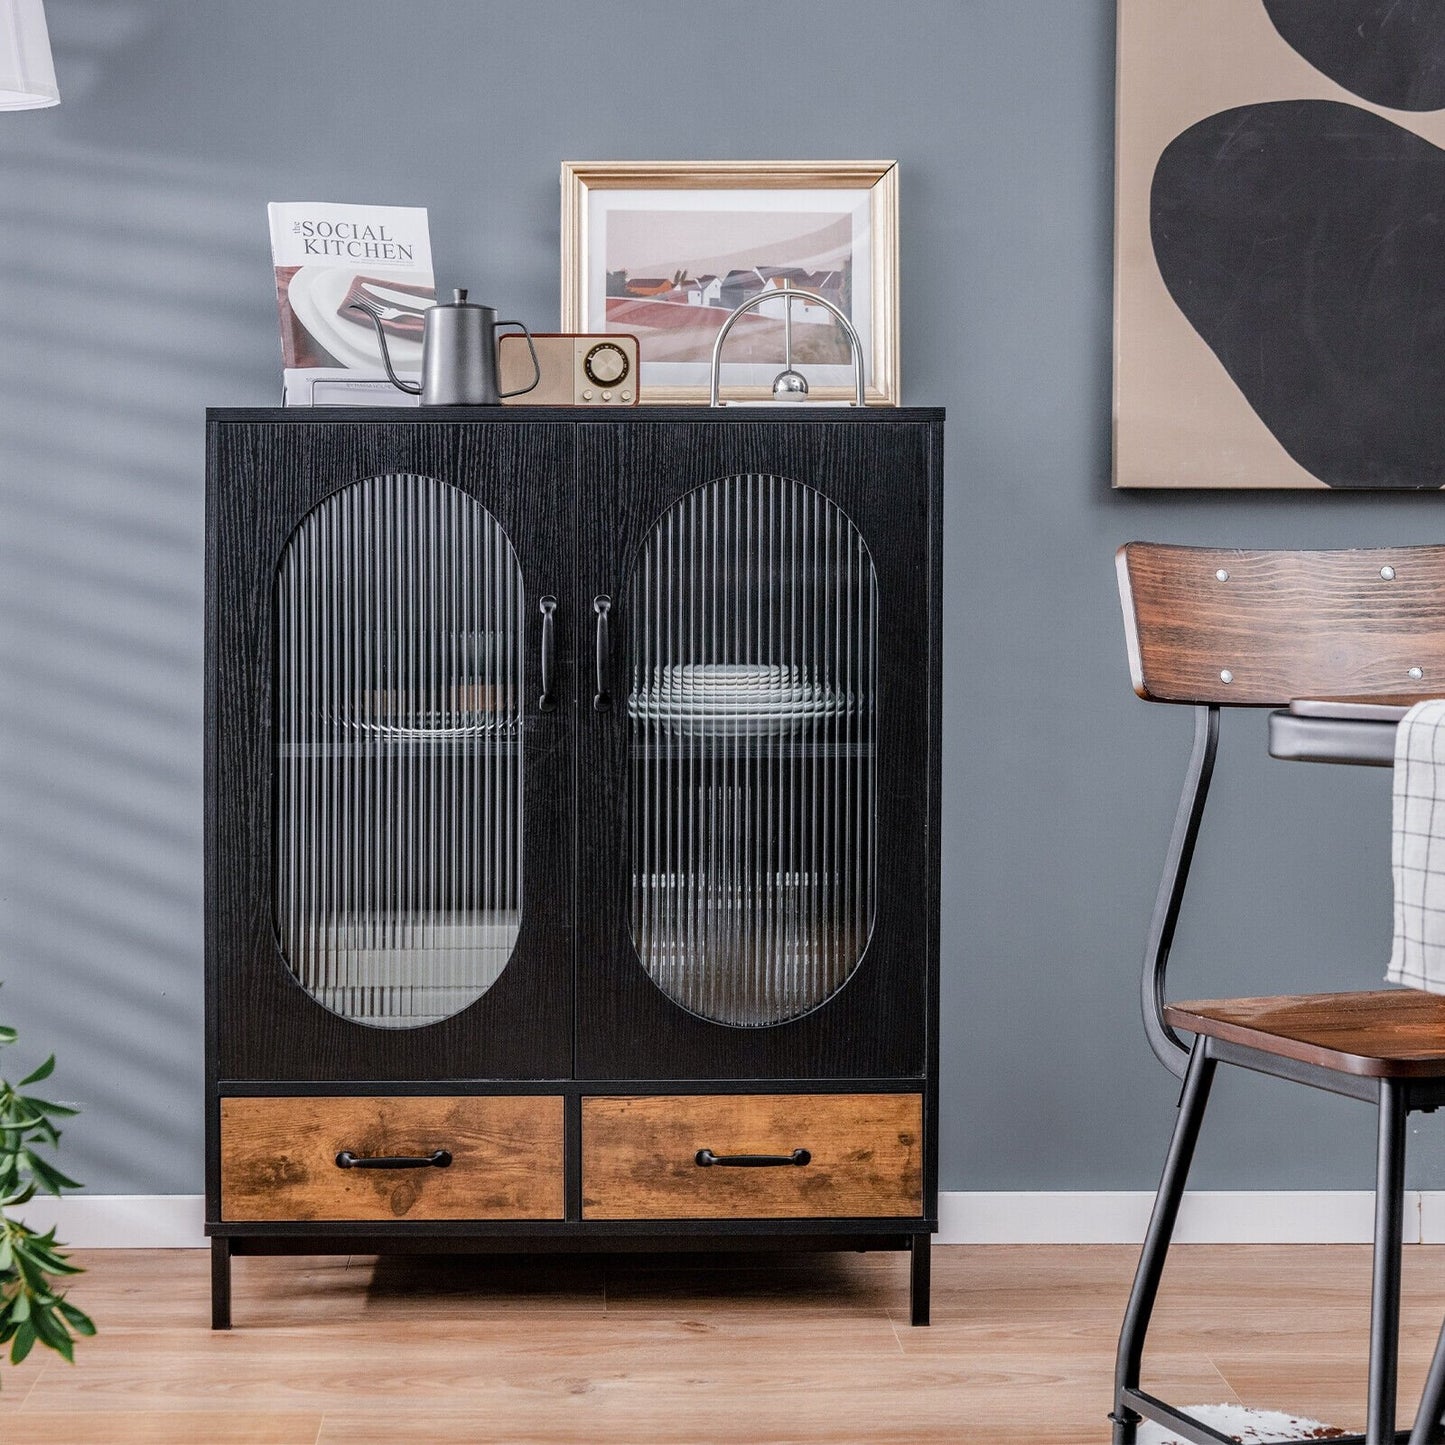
[1411,1312,1445,1443]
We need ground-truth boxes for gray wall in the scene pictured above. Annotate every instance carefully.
[1,0,1439,1197]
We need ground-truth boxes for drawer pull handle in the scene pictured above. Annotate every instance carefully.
[694,1148,811,1168]
[335,1149,453,1170]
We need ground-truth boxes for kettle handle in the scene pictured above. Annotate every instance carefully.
[494,321,541,398]
[347,301,422,395]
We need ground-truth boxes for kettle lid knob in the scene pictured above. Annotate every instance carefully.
[453,288,468,305]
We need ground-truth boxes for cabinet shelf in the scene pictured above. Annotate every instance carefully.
[630,739,874,761]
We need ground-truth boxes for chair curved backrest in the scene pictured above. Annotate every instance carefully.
[1117,542,1445,1076]
[1116,542,1445,708]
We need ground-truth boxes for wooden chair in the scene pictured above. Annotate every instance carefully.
[1112,543,1445,1445]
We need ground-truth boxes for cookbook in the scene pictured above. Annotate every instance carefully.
[268,201,435,406]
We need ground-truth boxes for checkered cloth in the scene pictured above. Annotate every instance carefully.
[1388,699,1445,993]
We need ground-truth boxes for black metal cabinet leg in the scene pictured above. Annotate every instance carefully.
[1111,1037,1217,1444]
[1368,1081,1408,1445]
[1408,1313,1445,1445]
[211,1237,232,1331]
[910,1234,931,1326]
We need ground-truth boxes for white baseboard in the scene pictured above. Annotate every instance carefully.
[16,1194,207,1249]
[937,1190,1391,1245]
[17,1192,1445,1249]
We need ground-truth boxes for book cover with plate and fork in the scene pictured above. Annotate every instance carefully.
[267,201,435,406]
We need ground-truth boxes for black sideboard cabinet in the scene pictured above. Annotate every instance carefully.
[204,406,943,1327]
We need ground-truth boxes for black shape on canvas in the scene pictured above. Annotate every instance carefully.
[1151,99,1445,489]
[1264,0,1445,112]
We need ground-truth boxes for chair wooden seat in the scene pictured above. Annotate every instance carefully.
[1165,990,1445,1079]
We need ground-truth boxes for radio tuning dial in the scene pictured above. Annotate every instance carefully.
[584,342,629,386]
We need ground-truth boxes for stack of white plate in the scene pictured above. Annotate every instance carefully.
[333,703,519,739]
[627,662,849,737]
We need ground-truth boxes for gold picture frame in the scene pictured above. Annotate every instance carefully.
[561,160,900,405]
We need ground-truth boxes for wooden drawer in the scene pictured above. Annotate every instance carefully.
[220,1095,564,1222]
[581,1093,923,1220]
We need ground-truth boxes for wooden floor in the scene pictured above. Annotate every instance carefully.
[3,1244,1445,1442]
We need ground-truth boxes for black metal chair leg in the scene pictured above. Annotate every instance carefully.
[910,1234,931,1326]
[211,1237,232,1331]
[1408,1312,1445,1445]
[1111,1037,1217,1444]
[1367,1081,1408,1445]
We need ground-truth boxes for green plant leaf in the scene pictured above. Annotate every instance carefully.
[21,1095,78,1120]
[21,1154,81,1195]
[17,1057,54,1087]
[9,1320,34,1365]
[0,1106,46,1130]
[23,1230,73,1258]
[0,1027,17,1047]
[29,1304,71,1362]
[23,1246,80,1277]
[56,1299,94,1336]
[13,1251,46,1296]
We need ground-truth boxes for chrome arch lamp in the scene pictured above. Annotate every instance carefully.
[708,281,865,407]
[0,0,58,110]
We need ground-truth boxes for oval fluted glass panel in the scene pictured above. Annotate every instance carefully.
[274,474,524,1028]
[626,475,877,1027]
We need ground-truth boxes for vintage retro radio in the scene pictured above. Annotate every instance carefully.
[499,332,639,406]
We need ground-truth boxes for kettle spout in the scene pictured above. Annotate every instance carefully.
[347,300,423,395]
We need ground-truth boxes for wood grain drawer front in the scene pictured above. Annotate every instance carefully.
[220,1096,564,1222]
[581,1094,923,1220]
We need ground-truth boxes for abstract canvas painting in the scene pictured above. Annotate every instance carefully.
[1116,0,1445,488]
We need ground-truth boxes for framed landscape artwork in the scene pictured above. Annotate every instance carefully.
[561,160,899,405]
[1116,0,1445,488]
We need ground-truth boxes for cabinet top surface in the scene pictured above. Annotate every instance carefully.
[207,406,944,426]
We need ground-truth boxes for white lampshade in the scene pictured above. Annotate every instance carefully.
[0,0,58,110]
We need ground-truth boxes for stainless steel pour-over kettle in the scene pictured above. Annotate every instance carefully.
[350,288,541,405]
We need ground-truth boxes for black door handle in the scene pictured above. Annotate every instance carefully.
[694,1148,811,1168]
[593,594,612,711]
[335,1149,453,1170]
[538,595,557,712]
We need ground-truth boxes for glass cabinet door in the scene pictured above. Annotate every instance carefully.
[273,473,524,1029]
[575,418,934,1081]
[626,474,877,1026]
